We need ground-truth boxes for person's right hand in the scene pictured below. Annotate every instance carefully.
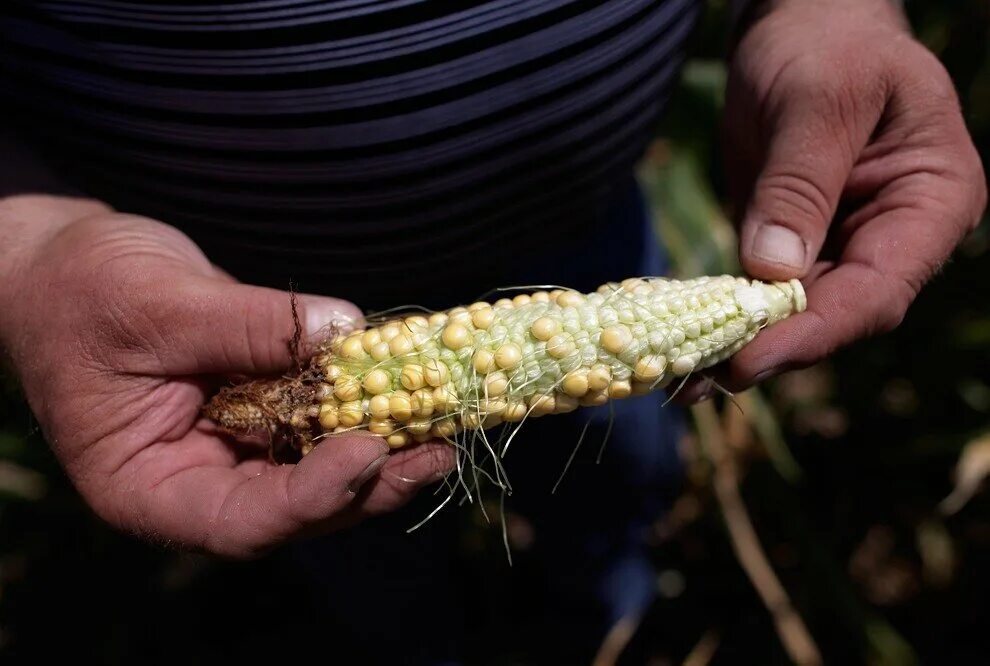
[0,200,455,558]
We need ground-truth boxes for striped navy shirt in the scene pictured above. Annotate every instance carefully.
[1,1,703,306]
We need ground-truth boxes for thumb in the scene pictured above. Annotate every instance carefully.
[738,101,864,281]
[148,275,364,375]
[180,431,391,557]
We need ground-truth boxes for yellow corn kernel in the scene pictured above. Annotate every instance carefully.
[318,402,339,430]
[587,364,612,391]
[389,391,413,421]
[471,307,495,330]
[561,370,590,398]
[338,401,365,428]
[608,380,632,400]
[441,323,471,350]
[368,394,391,420]
[502,399,527,422]
[369,418,396,436]
[363,369,391,395]
[334,375,362,402]
[530,316,559,341]
[370,341,392,362]
[423,359,450,387]
[600,325,632,354]
[410,389,435,418]
[633,354,667,382]
[340,335,366,360]
[361,329,382,353]
[387,432,411,449]
[400,364,426,391]
[472,349,496,374]
[494,343,522,370]
[546,334,575,359]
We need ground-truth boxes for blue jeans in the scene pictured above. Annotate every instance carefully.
[289,178,684,663]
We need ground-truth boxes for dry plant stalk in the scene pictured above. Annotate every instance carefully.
[693,400,823,666]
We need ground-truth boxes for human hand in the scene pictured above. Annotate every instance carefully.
[0,202,454,557]
[684,0,987,400]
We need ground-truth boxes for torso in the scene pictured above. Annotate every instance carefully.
[1,0,700,304]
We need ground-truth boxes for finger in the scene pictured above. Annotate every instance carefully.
[738,91,882,280]
[673,263,835,404]
[723,198,966,390]
[138,276,363,376]
[346,442,457,518]
[127,431,389,558]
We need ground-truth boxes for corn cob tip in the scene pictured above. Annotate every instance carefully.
[734,279,806,328]
[788,278,807,313]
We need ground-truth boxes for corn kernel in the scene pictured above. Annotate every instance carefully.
[530,317,559,341]
[389,391,413,421]
[495,343,522,370]
[410,389,435,418]
[601,325,632,354]
[369,394,391,420]
[633,354,667,382]
[473,349,496,374]
[608,380,632,399]
[484,371,509,396]
[406,419,432,436]
[469,308,493,330]
[423,359,450,387]
[546,334,575,359]
[340,335,366,360]
[334,375,362,402]
[361,329,381,353]
[339,401,365,427]
[587,364,612,391]
[369,418,396,436]
[370,341,392,361]
[387,432,411,449]
[363,369,391,395]
[502,400,527,422]
[400,364,426,391]
[442,323,471,350]
[562,370,590,397]
[318,403,339,430]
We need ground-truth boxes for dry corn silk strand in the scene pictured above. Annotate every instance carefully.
[206,275,805,510]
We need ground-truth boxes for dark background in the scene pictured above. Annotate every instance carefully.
[1,1,988,663]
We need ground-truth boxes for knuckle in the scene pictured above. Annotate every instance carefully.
[756,171,833,227]
[967,152,989,225]
[890,45,962,118]
[905,48,958,102]
[872,275,916,337]
[873,305,908,337]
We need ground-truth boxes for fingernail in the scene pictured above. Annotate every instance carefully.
[751,368,778,385]
[751,224,806,269]
[349,454,389,493]
[306,304,359,338]
[692,386,716,403]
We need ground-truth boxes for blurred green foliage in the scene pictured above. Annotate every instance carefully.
[1,1,988,663]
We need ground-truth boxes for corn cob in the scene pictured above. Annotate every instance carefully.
[207,275,805,454]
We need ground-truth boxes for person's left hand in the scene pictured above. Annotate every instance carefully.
[682,0,986,401]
